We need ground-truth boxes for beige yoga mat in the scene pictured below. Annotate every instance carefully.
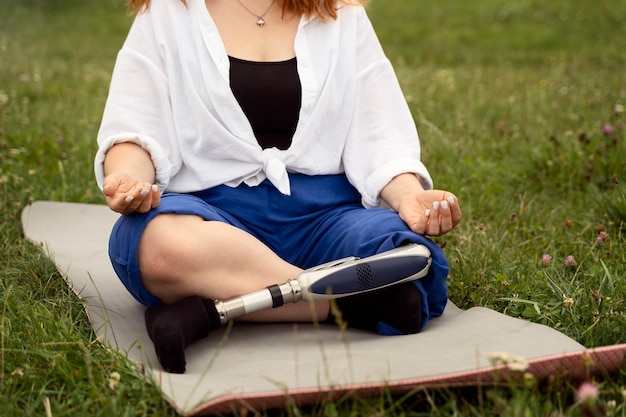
[21,201,626,415]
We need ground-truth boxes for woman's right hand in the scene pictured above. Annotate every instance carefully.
[102,171,161,214]
[102,142,160,214]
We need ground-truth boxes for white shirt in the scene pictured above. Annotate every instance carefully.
[95,0,433,208]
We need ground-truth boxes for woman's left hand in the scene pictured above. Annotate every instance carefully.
[380,173,462,236]
[395,189,462,236]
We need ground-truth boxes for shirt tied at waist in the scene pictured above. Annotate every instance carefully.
[262,148,291,196]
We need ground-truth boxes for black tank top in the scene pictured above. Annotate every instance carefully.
[229,56,302,150]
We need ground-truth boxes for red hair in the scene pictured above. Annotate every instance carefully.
[127,0,363,20]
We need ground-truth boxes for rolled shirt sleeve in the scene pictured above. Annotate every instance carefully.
[94,13,179,191]
[342,10,433,208]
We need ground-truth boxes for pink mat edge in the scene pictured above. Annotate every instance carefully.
[185,343,626,415]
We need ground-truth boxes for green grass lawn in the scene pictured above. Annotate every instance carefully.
[1,0,625,415]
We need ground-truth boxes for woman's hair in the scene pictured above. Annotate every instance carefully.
[127,0,363,20]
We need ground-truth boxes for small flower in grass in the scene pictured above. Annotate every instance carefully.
[564,255,576,268]
[487,352,528,372]
[564,296,574,307]
[577,381,599,402]
[107,371,121,390]
[507,356,529,372]
[523,372,536,388]
[615,103,624,114]
[540,253,552,267]
[488,351,511,366]
[565,219,574,228]
[596,230,609,245]
[602,123,613,136]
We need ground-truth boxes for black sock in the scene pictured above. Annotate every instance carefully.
[144,295,221,373]
[327,282,423,334]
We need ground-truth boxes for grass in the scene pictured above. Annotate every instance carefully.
[1,0,625,415]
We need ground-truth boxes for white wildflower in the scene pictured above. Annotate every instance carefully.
[508,356,529,372]
[107,371,121,390]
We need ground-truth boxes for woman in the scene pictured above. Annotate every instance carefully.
[95,0,462,373]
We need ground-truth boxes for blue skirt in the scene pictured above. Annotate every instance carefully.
[108,174,449,328]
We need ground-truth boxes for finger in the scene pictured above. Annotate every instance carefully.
[150,184,161,208]
[120,185,142,213]
[448,196,462,227]
[124,182,154,212]
[139,185,151,197]
[102,176,120,197]
[121,194,135,214]
[128,183,160,213]
[135,184,154,213]
[426,201,441,236]
[439,199,453,233]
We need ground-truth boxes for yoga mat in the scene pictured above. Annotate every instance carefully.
[21,201,626,415]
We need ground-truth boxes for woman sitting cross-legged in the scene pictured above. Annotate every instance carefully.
[95,0,462,373]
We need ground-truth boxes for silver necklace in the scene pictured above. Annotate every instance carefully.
[235,0,277,27]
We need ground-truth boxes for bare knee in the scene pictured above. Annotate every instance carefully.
[136,214,304,304]
[137,214,203,292]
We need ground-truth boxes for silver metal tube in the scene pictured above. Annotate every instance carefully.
[280,279,302,304]
[214,288,274,324]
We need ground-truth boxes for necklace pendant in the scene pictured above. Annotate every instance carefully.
[256,16,265,27]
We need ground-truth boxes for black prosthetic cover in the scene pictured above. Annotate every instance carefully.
[145,296,221,373]
[329,282,423,334]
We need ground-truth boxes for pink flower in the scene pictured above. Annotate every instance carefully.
[565,255,576,268]
[540,254,552,267]
[603,123,612,136]
[596,231,609,245]
[577,381,599,401]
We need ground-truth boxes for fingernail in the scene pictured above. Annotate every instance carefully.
[441,200,449,210]
[140,188,150,196]
[124,196,134,203]
[447,196,455,205]
[424,209,431,217]
[152,184,159,192]
[432,201,440,210]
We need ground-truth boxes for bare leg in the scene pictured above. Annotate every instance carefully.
[137,213,329,322]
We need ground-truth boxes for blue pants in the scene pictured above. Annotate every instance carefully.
[109,174,449,328]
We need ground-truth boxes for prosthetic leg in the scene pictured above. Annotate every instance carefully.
[213,243,431,324]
